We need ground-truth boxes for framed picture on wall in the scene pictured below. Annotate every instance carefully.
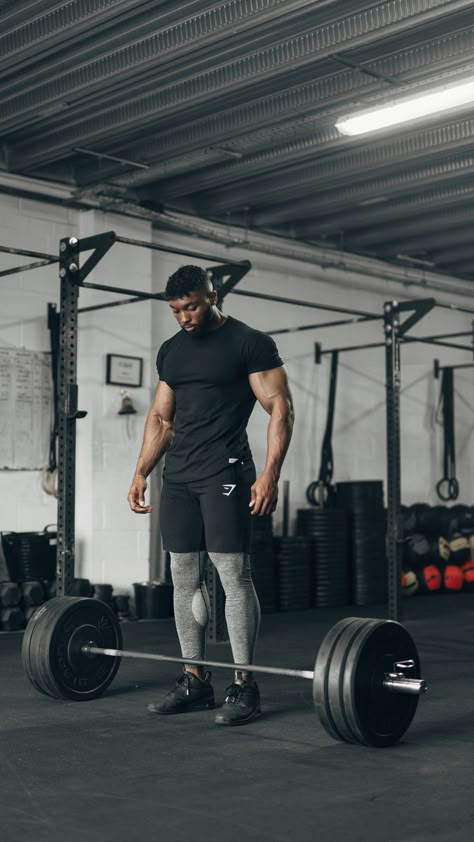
[106,354,143,387]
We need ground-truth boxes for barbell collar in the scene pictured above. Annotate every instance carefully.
[82,644,315,680]
[383,675,427,695]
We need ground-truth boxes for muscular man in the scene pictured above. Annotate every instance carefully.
[128,265,294,725]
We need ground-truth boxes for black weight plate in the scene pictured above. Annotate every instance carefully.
[314,591,349,600]
[279,599,310,607]
[22,597,122,701]
[314,592,349,602]
[342,620,421,747]
[314,584,349,593]
[24,598,88,699]
[22,604,41,663]
[22,599,70,698]
[44,597,122,700]
[326,619,378,743]
[314,586,349,594]
[314,596,350,608]
[315,599,350,609]
[313,617,364,743]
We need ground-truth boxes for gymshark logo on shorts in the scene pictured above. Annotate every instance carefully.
[222,484,236,496]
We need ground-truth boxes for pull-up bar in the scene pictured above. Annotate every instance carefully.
[0,244,59,278]
[316,334,473,359]
[114,234,251,268]
[434,359,474,378]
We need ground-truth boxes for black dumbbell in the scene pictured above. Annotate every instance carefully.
[0,581,21,607]
[21,581,45,607]
[1,606,25,631]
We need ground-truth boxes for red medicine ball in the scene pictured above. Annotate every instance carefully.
[461,560,474,592]
[418,564,442,593]
[444,564,464,591]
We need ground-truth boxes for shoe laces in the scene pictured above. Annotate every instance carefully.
[224,682,247,704]
[175,672,193,697]
[175,671,210,697]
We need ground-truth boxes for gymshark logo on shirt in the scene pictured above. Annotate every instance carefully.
[222,484,236,496]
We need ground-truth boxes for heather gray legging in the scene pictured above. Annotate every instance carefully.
[169,551,261,666]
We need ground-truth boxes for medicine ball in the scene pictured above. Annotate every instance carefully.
[434,536,451,564]
[402,569,419,597]
[417,564,442,594]
[449,534,471,566]
[417,505,450,535]
[404,533,431,570]
[446,505,474,537]
[409,503,431,533]
[443,564,464,592]
[461,560,474,592]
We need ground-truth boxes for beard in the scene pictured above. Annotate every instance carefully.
[182,304,214,337]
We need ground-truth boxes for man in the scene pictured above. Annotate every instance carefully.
[128,264,294,725]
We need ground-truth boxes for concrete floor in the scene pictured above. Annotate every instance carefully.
[1,593,474,842]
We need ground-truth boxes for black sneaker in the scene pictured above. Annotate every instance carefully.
[148,671,215,715]
[215,681,261,726]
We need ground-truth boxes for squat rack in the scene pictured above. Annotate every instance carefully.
[2,232,473,624]
[315,302,474,621]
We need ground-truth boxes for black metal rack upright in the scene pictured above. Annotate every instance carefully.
[383,300,436,620]
[383,300,402,621]
[56,236,82,597]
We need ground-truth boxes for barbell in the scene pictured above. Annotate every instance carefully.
[22,596,427,747]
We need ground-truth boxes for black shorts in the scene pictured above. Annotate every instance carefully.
[160,461,256,553]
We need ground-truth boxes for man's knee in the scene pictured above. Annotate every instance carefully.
[208,552,253,592]
[170,552,201,586]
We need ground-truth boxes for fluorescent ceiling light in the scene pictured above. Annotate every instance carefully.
[336,78,474,135]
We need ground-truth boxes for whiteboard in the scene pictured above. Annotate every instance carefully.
[0,348,53,470]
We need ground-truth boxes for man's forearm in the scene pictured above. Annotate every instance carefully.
[135,411,174,478]
[262,396,294,479]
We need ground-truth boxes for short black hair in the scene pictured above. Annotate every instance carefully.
[165,265,212,300]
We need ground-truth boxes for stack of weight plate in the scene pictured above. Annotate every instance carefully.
[273,537,312,611]
[250,516,277,613]
[296,508,350,607]
[335,481,387,606]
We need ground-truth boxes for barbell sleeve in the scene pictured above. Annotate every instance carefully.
[383,676,427,695]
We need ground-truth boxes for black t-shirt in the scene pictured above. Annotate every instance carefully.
[156,316,283,482]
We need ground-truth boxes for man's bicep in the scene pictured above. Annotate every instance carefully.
[151,379,176,422]
[248,366,291,413]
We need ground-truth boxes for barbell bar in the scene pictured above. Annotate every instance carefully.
[82,645,426,696]
[22,597,427,747]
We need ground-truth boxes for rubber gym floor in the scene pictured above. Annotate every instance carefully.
[1,593,473,842]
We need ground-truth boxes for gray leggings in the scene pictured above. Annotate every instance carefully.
[170,551,261,666]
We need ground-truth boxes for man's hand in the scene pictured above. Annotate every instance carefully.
[249,473,279,516]
[128,475,153,514]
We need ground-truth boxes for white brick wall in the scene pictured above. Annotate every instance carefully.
[1,195,473,594]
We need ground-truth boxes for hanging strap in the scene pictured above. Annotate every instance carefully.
[306,351,338,506]
[435,367,459,502]
[319,351,338,485]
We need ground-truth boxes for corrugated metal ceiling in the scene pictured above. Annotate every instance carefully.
[3,0,474,281]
